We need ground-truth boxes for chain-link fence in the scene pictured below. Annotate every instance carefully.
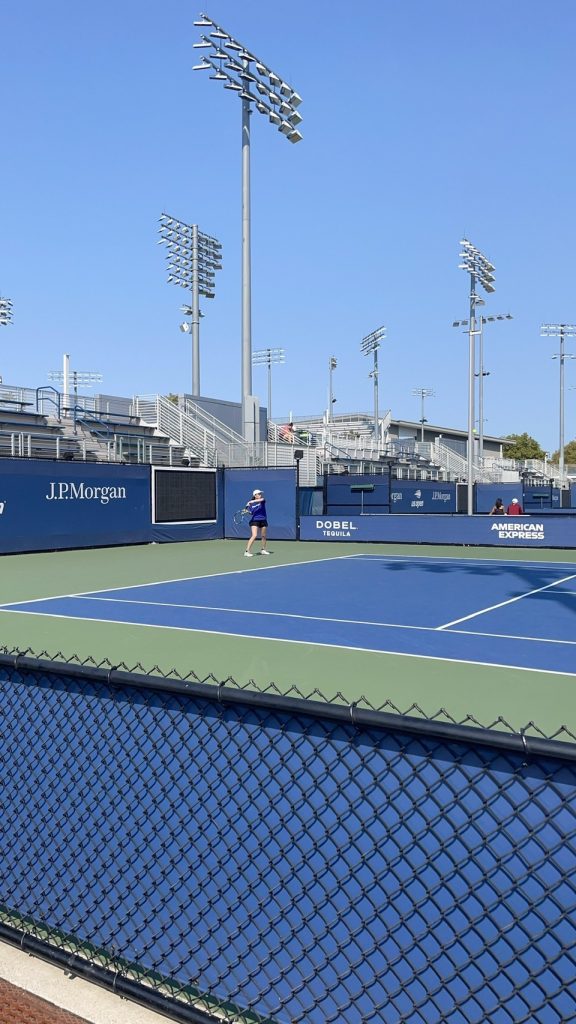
[1,649,575,1024]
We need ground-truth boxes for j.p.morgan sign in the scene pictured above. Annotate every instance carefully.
[46,481,127,505]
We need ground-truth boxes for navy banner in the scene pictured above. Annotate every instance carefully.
[300,514,576,548]
[0,460,151,553]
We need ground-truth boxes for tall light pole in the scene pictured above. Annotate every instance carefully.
[328,356,337,423]
[412,387,434,442]
[158,213,222,397]
[252,347,285,426]
[541,323,576,483]
[361,326,386,448]
[193,14,302,442]
[458,240,496,515]
[452,312,512,463]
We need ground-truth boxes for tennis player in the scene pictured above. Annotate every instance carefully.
[244,489,269,557]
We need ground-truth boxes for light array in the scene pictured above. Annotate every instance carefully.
[0,297,13,326]
[48,370,103,387]
[541,323,576,337]
[361,325,386,355]
[192,13,303,143]
[412,386,434,401]
[458,239,496,293]
[452,313,513,328]
[252,347,285,367]
[158,214,222,297]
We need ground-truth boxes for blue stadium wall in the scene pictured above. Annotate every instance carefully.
[301,514,576,547]
[223,467,297,540]
[0,459,223,554]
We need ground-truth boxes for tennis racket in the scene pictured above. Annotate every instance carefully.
[233,508,250,526]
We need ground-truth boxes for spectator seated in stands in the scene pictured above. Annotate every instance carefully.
[279,422,295,443]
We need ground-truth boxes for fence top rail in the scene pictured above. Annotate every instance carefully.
[3,649,575,756]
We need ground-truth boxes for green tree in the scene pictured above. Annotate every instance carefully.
[502,432,545,460]
[550,439,576,464]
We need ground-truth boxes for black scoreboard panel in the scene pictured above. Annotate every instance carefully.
[153,468,217,524]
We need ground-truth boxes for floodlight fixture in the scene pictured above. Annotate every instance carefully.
[0,297,13,327]
[193,12,302,440]
[540,323,576,482]
[158,212,222,396]
[361,326,386,446]
[412,387,435,442]
[48,365,103,425]
[252,346,285,423]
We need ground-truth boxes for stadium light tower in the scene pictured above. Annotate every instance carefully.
[252,347,285,426]
[193,13,302,441]
[541,323,576,483]
[458,239,496,515]
[158,213,222,397]
[452,312,513,463]
[48,359,103,432]
[412,387,434,442]
[0,297,13,327]
[361,326,386,448]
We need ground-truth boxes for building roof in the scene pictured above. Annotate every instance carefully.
[390,418,508,444]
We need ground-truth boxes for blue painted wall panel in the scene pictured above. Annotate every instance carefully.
[301,514,576,547]
[0,459,151,553]
[223,468,296,540]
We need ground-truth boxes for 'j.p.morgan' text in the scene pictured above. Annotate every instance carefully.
[46,482,127,504]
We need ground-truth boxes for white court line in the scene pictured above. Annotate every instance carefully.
[6,594,576,648]
[1,607,575,677]
[0,552,360,610]
[1,551,573,611]
[437,573,576,629]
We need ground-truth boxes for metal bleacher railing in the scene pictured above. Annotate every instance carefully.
[1,647,575,1024]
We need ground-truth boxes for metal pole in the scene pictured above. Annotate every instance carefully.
[328,358,334,423]
[373,348,379,448]
[63,353,70,415]
[267,352,272,425]
[559,327,565,482]
[191,224,200,396]
[241,88,252,435]
[467,274,476,515]
[478,316,484,465]
[420,393,425,442]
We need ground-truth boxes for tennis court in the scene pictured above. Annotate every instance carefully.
[2,546,576,725]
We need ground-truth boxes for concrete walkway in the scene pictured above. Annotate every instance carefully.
[0,942,174,1024]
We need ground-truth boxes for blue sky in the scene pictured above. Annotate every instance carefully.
[1,0,575,451]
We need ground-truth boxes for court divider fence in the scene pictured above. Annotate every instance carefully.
[1,648,575,1024]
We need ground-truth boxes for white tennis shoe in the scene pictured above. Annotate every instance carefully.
[261,550,270,556]
[244,551,253,557]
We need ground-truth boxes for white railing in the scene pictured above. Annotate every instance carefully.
[134,395,218,467]
[0,430,90,461]
[183,398,247,447]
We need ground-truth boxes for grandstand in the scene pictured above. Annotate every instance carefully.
[0,380,573,491]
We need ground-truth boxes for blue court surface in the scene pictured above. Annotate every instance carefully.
[3,553,576,675]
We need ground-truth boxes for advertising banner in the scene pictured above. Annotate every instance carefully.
[0,460,151,553]
[300,514,576,548]
[387,481,456,514]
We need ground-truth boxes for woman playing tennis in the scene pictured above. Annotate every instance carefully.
[244,489,269,557]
